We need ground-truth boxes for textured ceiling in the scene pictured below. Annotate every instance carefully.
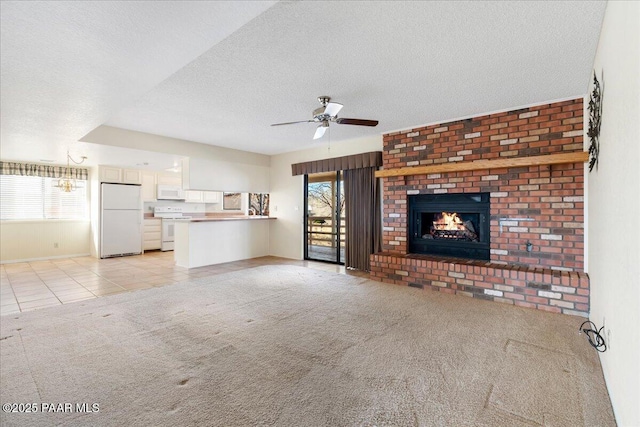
[1,1,606,165]
[0,1,276,166]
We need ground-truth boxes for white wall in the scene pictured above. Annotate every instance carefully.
[0,220,91,263]
[82,125,271,193]
[269,136,383,259]
[183,158,270,193]
[587,2,640,426]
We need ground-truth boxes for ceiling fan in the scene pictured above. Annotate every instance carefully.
[271,96,379,140]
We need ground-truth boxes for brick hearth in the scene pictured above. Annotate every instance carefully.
[370,98,589,316]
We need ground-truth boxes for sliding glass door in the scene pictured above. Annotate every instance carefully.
[304,171,345,264]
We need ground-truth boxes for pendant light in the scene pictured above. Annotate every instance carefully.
[56,150,87,192]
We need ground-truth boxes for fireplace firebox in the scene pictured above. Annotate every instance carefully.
[408,193,490,260]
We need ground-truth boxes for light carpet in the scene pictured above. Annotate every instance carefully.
[0,265,615,426]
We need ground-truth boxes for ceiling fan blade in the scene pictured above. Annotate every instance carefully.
[313,124,328,140]
[336,118,379,127]
[324,102,343,117]
[271,120,313,126]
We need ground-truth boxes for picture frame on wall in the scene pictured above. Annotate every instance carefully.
[223,192,242,210]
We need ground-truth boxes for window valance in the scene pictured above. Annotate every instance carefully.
[0,161,89,180]
[291,151,382,176]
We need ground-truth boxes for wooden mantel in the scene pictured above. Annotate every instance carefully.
[375,151,589,178]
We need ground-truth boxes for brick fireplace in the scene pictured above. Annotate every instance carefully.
[370,98,589,316]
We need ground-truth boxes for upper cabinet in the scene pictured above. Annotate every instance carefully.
[99,166,122,183]
[184,190,203,203]
[99,166,142,184]
[140,171,157,202]
[96,165,218,205]
[144,172,182,202]
[99,166,181,202]
[183,190,220,204]
[202,191,220,203]
[122,169,141,184]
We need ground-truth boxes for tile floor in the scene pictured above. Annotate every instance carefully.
[0,251,368,316]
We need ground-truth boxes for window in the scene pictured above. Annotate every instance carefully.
[0,175,88,220]
[248,193,269,216]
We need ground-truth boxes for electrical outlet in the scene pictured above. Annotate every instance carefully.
[53,242,59,248]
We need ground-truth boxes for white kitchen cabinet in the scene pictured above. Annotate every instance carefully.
[99,168,180,194]
[141,171,157,202]
[99,166,141,184]
[184,190,203,203]
[157,173,181,186]
[183,190,219,203]
[143,218,162,251]
[122,169,141,184]
[203,191,220,203]
[99,166,122,183]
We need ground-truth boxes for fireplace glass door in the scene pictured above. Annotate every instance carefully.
[408,193,490,260]
[304,171,345,264]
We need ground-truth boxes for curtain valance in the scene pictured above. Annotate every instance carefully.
[291,151,382,176]
[0,161,89,180]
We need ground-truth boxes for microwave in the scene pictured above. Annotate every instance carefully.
[157,185,185,200]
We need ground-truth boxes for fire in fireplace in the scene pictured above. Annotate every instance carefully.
[427,212,479,241]
[408,193,490,260]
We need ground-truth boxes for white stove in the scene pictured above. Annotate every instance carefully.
[153,206,189,219]
[153,207,191,251]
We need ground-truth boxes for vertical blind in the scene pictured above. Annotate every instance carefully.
[0,175,88,220]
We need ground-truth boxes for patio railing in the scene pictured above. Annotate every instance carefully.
[307,216,345,248]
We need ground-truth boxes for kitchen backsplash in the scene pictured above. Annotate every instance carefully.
[144,192,248,215]
[144,201,207,214]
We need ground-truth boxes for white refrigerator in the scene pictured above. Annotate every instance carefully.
[100,183,143,258]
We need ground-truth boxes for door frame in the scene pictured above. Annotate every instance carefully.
[303,172,344,264]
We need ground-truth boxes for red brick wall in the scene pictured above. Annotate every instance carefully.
[381,98,584,270]
[369,253,590,316]
[370,99,588,316]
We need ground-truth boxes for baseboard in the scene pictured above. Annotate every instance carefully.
[0,253,92,264]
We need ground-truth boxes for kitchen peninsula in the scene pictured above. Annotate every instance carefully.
[173,216,275,268]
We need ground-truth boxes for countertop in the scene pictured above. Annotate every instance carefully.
[176,216,275,222]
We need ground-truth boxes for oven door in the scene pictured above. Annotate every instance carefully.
[161,219,175,251]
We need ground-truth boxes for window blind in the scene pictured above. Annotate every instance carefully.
[0,175,88,220]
